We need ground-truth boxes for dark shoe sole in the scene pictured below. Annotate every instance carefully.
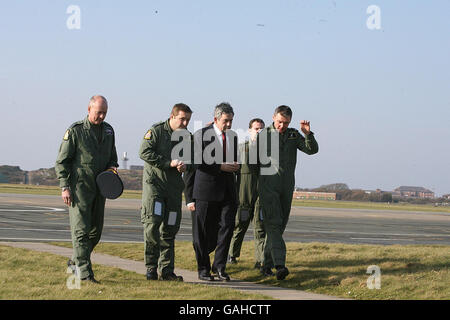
[216,275,230,281]
[212,269,230,281]
[160,275,183,281]
[260,267,274,277]
[198,275,215,281]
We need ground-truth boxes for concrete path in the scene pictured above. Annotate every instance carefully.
[0,241,344,300]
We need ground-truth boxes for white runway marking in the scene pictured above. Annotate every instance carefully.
[0,227,69,233]
[0,237,71,242]
[0,206,65,212]
[350,237,415,242]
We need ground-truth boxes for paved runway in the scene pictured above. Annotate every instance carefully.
[1,193,449,245]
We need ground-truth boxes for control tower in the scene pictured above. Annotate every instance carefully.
[121,152,129,170]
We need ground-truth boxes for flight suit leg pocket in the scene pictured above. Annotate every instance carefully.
[141,198,165,223]
[164,209,181,237]
[167,211,179,226]
[164,196,182,233]
[167,199,181,225]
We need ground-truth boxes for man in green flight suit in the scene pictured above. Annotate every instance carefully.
[258,105,318,280]
[55,95,118,283]
[228,118,266,269]
[139,103,193,281]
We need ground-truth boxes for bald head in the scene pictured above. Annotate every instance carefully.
[88,95,108,125]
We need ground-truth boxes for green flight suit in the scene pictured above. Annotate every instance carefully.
[139,119,190,276]
[228,140,265,265]
[55,116,118,279]
[258,124,318,268]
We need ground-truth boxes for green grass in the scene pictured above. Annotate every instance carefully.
[292,199,450,213]
[1,183,448,213]
[0,244,269,300]
[0,183,141,199]
[51,241,450,300]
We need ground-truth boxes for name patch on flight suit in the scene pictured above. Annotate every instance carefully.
[288,131,299,139]
[168,211,178,226]
[144,130,152,140]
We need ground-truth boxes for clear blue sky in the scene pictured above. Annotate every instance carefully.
[1,1,449,196]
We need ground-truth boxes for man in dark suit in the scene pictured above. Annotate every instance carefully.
[184,102,240,281]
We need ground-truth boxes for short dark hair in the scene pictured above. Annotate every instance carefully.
[248,118,265,129]
[171,103,193,116]
[274,105,292,119]
[214,102,234,120]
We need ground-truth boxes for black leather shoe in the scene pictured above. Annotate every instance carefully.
[198,272,214,281]
[212,267,230,281]
[216,270,230,281]
[260,267,274,277]
[146,268,158,280]
[254,262,262,269]
[227,255,237,264]
[276,266,290,280]
[81,275,100,284]
[160,273,183,281]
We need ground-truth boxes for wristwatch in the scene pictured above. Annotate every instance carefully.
[62,187,70,192]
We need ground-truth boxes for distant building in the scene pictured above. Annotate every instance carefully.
[364,189,383,194]
[393,186,434,198]
[129,165,144,171]
[293,191,336,201]
[442,194,450,200]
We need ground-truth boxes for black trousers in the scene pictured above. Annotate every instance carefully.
[192,198,237,274]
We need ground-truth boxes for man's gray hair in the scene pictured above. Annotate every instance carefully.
[214,102,234,120]
[89,95,108,108]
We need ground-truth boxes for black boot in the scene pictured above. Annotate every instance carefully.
[275,266,289,280]
[146,268,158,280]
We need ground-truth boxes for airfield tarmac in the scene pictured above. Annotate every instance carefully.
[0,193,449,245]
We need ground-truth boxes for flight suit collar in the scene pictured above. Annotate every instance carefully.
[83,116,93,129]
[83,116,103,129]
[83,116,105,144]
[164,118,173,134]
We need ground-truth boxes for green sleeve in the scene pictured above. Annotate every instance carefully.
[297,132,319,155]
[55,129,76,188]
[139,129,171,169]
[107,133,119,168]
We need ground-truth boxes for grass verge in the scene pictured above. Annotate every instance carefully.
[0,183,141,199]
[0,244,269,300]
[51,241,450,300]
[291,199,450,213]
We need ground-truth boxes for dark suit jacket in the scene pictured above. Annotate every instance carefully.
[184,124,238,203]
